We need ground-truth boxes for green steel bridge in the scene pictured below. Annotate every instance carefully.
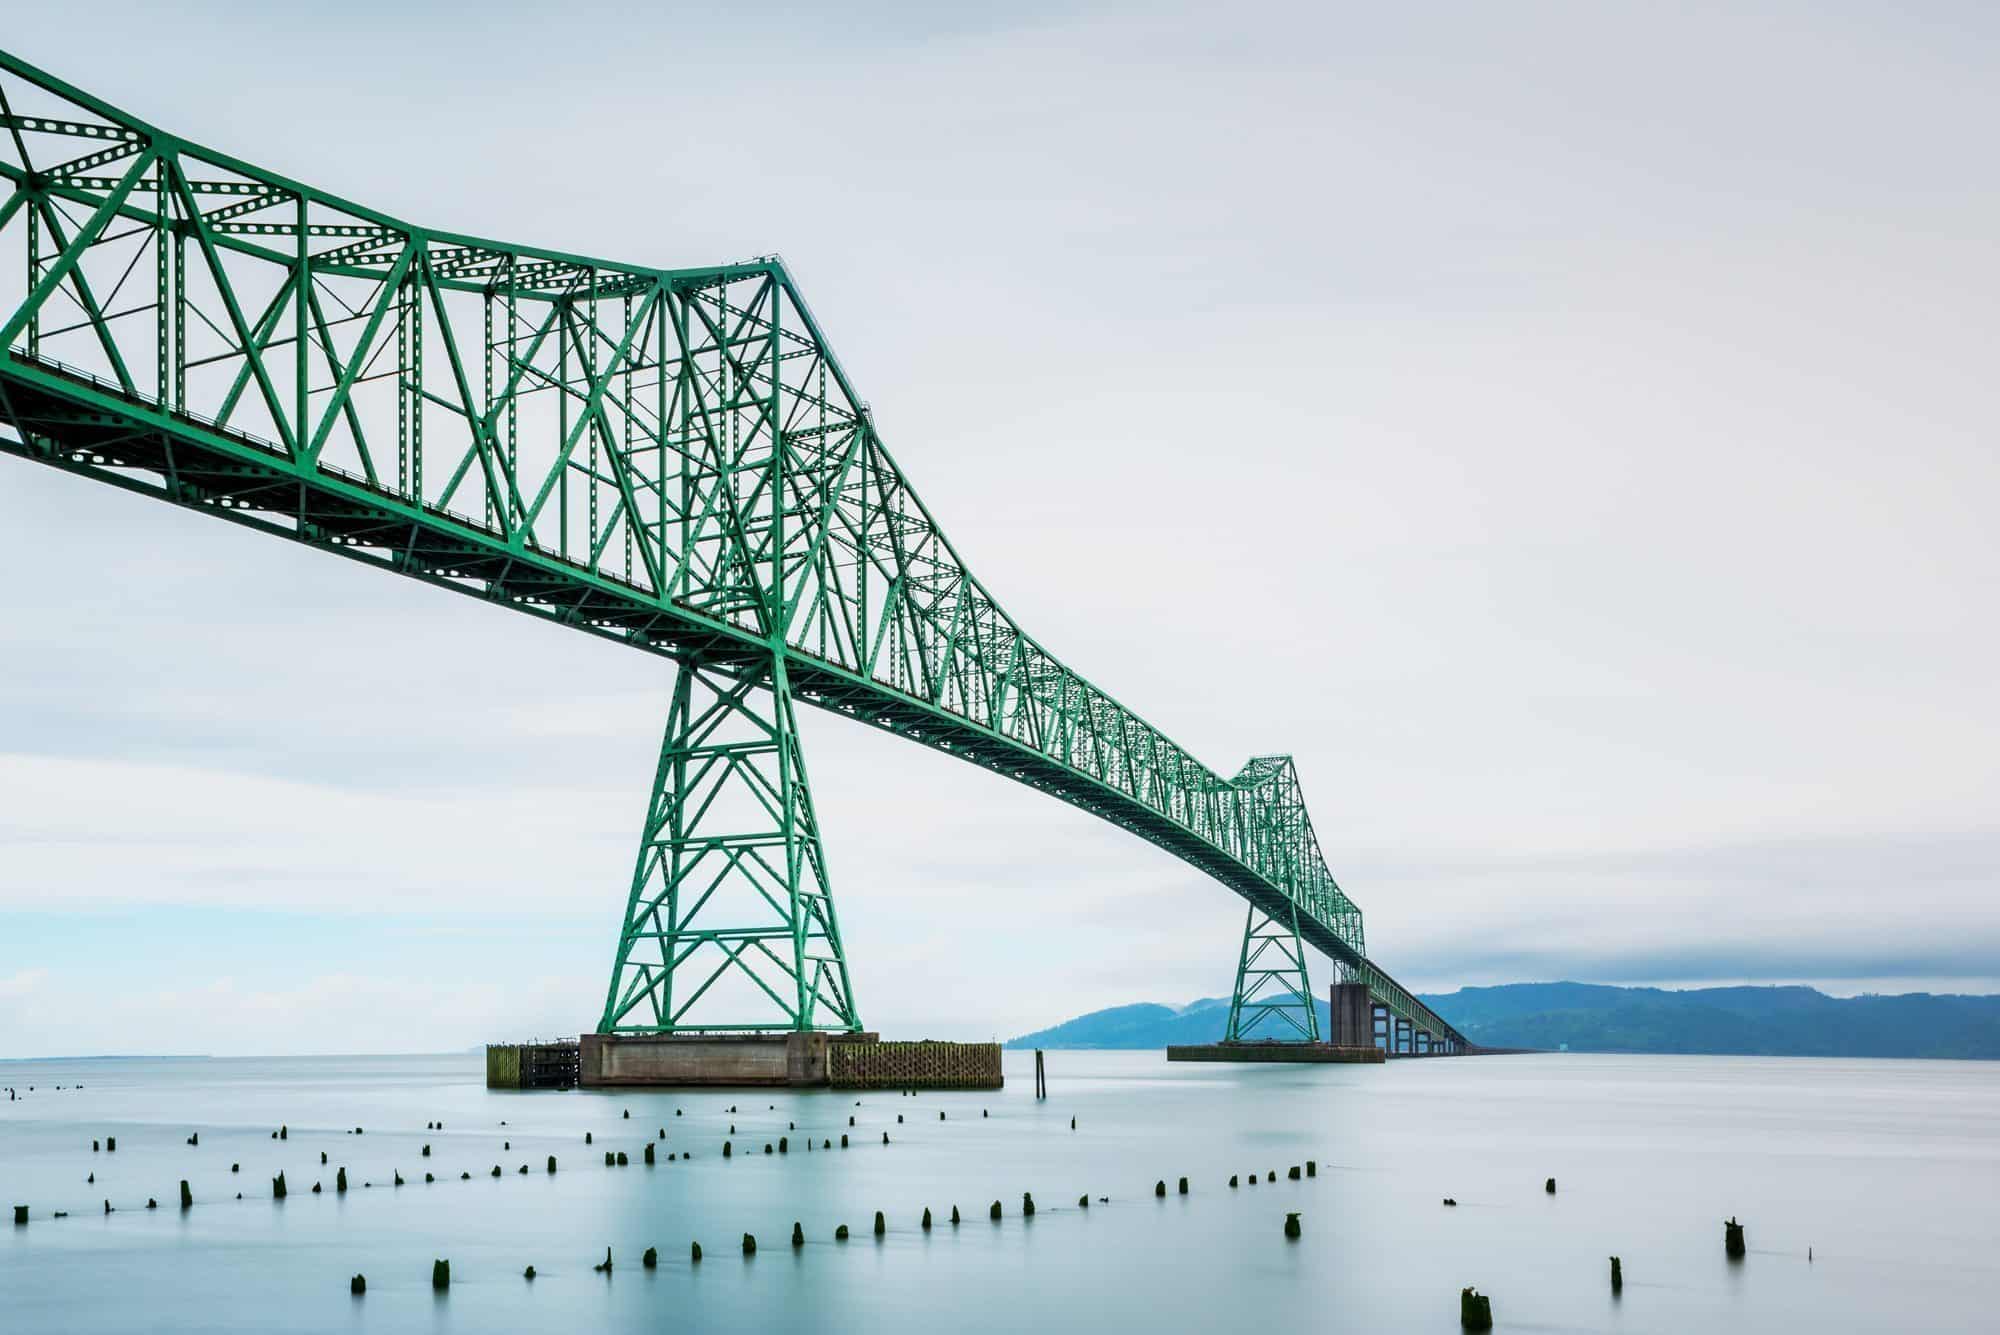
[0,51,1468,1056]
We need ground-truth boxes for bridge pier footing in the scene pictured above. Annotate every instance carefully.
[573,1032,1004,1089]
[1332,983,1373,1047]
[1165,1042,1383,1064]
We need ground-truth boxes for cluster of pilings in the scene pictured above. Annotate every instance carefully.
[325,1151,1331,1297]
[1448,1179,1765,1328]
[8,1073,1773,1327]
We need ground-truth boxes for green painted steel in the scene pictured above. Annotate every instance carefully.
[600,654,860,1033]
[1225,904,1320,1043]
[0,51,1466,1047]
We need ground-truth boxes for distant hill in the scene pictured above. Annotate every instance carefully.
[1008,996,1323,1049]
[1007,983,2000,1059]
[1427,983,2000,1058]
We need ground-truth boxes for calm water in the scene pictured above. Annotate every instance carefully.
[1,1050,1994,1332]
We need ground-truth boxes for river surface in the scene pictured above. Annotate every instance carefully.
[1,1050,1993,1332]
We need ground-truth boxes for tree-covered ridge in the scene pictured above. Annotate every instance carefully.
[1008,984,2000,1059]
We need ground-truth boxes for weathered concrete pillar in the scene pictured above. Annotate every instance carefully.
[1331,983,1373,1048]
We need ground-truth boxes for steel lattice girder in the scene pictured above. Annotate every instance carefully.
[0,49,1466,1047]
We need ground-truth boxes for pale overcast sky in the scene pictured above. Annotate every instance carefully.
[2,2,1995,1055]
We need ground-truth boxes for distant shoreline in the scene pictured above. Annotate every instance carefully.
[1007,982,2000,1060]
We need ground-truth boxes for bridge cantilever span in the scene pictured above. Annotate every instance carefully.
[0,50,1467,1054]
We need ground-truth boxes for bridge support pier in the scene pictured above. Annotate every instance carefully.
[598,655,861,1035]
[1331,982,1374,1048]
[1225,902,1319,1042]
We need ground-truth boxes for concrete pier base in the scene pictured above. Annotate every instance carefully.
[570,1033,1005,1089]
[1165,1042,1385,1064]
[1331,983,1374,1048]
[579,1032,871,1088]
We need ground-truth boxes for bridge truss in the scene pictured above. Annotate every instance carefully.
[0,50,1466,1054]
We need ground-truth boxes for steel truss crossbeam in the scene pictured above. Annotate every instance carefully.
[0,49,1467,1047]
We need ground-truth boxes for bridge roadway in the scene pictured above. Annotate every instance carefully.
[0,49,1468,1053]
